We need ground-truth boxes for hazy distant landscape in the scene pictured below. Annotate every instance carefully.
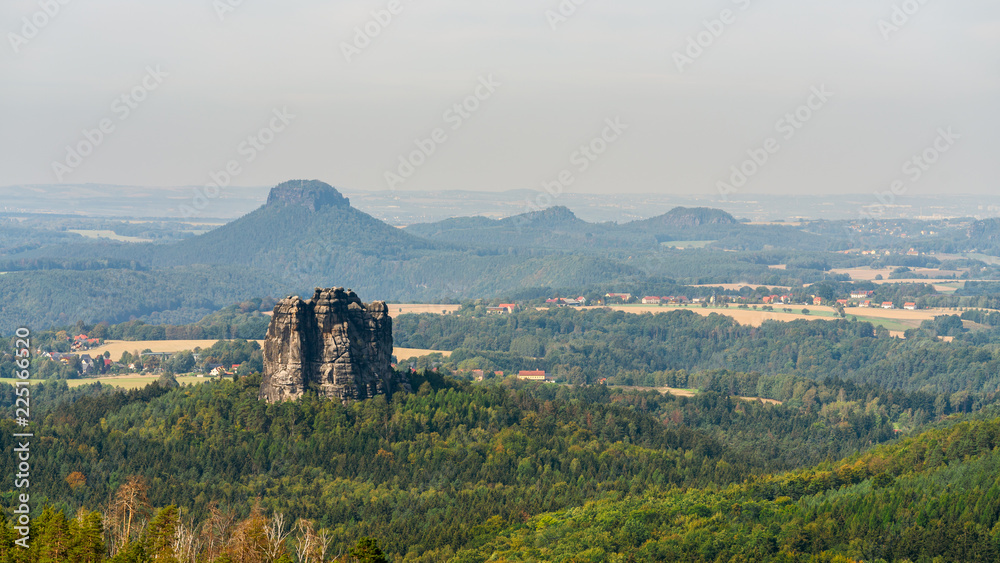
[5,0,1000,560]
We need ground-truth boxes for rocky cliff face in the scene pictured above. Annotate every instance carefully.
[260,287,396,403]
[265,180,351,211]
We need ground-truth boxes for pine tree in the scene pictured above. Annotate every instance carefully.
[145,505,179,562]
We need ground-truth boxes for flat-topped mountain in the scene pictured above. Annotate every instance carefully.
[266,179,352,211]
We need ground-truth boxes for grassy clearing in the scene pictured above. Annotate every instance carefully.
[849,316,914,332]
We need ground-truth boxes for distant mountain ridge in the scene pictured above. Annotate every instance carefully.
[0,181,650,331]
[628,206,738,229]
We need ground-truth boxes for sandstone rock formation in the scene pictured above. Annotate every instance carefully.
[265,179,351,211]
[259,287,397,403]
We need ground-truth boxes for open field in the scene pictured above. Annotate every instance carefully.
[590,305,837,326]
[394,348,451,361]
[587,303,958,333]
[0,375,209,389]
[936,252,1000,266]
[67,229,153,243]
[86,340,230,358]
[389,304,462,315]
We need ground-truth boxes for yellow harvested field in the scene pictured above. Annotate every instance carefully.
[590,305,830,327]
[388,304,462,315]
[589,304,959,332]
[86,340,237,358]
[394,347,452,361]
[0,376,209,390]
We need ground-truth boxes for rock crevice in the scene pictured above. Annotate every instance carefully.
[260,287,395,403]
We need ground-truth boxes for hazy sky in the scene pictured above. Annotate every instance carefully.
[2,0,998,202]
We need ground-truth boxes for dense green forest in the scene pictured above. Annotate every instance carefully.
[455,413,1000,562]
[1,372,1000,561]
[395,307,1000,397]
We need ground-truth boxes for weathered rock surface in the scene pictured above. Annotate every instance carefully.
[259,287,396,403]
[265,179,351,211]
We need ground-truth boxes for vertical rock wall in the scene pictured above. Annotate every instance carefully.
[260,287,395,403]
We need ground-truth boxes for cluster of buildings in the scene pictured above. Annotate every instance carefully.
[71,334,102,351]
[42,352,113,375]
[544,297,587,307]
[640,295,692,305]
[487,303,519,314]
[209,364,241,377]
[463,369,552,382]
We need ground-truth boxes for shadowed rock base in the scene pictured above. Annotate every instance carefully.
[259,287,396,403]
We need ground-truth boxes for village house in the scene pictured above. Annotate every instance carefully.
[545,297,586,307]
[488,303,518,314]
[517,370,550,382]
[641,296,661,305]
[904,302,917,310]
[882,302,895,309]
[850,290,875,299]
[813,297,823,306]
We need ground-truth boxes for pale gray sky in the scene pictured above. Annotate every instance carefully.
[1,0,998,201]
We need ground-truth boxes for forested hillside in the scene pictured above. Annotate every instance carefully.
[395,307,1000,397]
[2,372,1000,561]
[455,414,1000,562]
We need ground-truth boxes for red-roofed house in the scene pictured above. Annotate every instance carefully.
[904,302,917,310]
[642,296,661,305]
